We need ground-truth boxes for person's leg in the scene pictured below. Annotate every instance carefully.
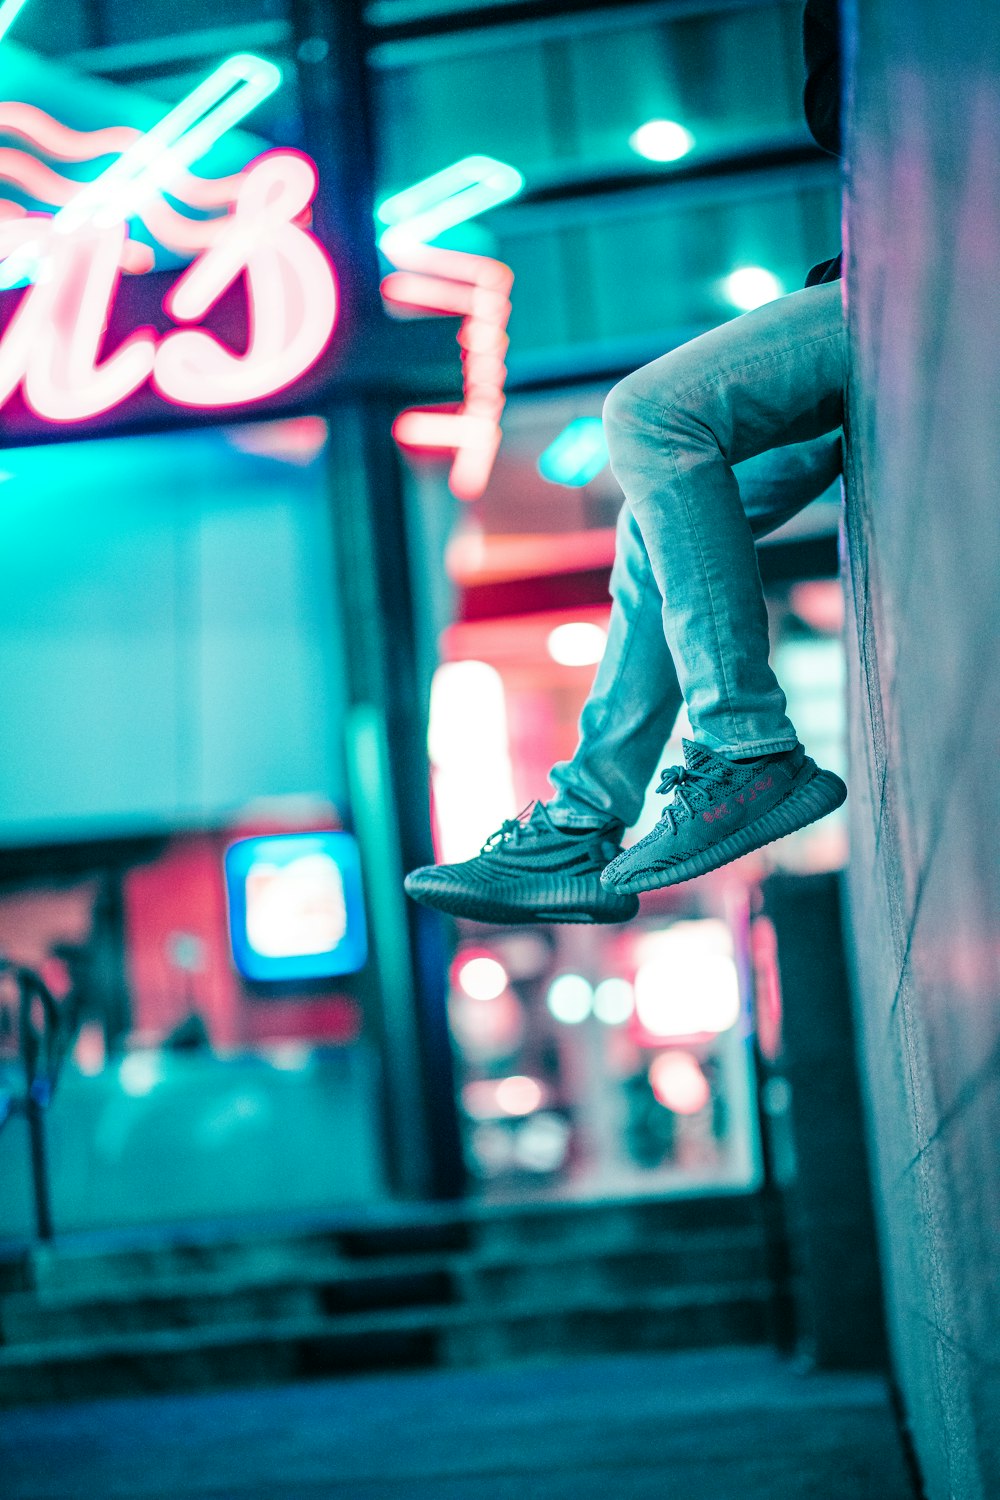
[601,281,845,758]
[404,429,841,925]
[547,430,843,830]
[405,289,846,919]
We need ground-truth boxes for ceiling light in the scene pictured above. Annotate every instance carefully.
[722,266,783,311]
[629,119,695,163]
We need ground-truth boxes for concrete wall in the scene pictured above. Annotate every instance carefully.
[843,2,1000,1495]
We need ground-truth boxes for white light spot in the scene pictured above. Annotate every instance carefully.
[593,977,635,1025]
[495,1074,545,1117]
[119,1052,165,1097]
[546,973,593,1025]
[633,921,740,1038]
[629,119,696,163]
[722,266,783,311]
[649,1050,711,1115]
[470,1121,514,1175]
[429,660,517,863]
[513,1112,571,1171]
[457,954,508,1001]
[547,622,607,667]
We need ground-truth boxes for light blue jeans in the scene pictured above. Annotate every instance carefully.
[549,282,846,830]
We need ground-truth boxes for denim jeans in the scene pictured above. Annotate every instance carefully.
[548,282,845,830]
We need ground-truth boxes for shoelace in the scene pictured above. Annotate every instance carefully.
[655,764,720,834]
[480,802,536,855]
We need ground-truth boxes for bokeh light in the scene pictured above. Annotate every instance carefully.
[546,973,594,1024]
[649,1050,711,1115]
[457,953,508,1000]
[593,977,635,1025]
[513,1113,571,1171]
[633,921,741,1038]
[495,1074,544,1116]
[547,622,608,667]
[118,1052,165,1097]
[722,266,783,311]
[629,119,696,162]
[537,416,608,486]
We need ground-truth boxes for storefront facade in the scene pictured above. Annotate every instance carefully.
[0,0,847,1236]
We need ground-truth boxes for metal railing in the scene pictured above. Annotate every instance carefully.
[0,959,72,1241]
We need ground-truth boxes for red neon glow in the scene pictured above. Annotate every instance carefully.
[0,101,338,420]
[224,414,329,465]
[381,238,513,501]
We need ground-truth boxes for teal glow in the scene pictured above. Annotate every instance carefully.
[0,0,31,44]
[538,418,609,487]
[375,154,523,251]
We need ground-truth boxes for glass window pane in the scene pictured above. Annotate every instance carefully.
[372,0,811,195]
[500,180,840,354]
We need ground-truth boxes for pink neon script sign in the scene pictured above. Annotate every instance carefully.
[0,105,338,422]
[381,239,513,502]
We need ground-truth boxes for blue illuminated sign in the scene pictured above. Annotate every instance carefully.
[224,831,368,982]
[537,417,609,487]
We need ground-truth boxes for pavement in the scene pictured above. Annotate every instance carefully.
[0,1345,917,1500]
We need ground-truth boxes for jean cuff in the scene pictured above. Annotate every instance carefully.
[703,736,799,759]
[545,803,619,832]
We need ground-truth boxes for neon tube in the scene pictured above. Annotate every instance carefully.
[0,0,31,45]
[377,155,521,501]
[0,53,281,288]
[0,101,338,417]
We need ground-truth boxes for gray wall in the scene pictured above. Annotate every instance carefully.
[843,1,1000,1495]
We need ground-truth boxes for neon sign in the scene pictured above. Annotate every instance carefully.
[538,417,609,488]
[0,56,339,429]
[377,156,522,502]
[0,0,31,46]
[225,832,368,983]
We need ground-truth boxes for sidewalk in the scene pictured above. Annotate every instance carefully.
[1,1345,916,1500]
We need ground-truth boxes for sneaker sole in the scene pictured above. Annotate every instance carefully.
[602,766,847,895]
[405,876,639,926]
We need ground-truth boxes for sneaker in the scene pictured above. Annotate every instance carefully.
[404,802,640,925]
[600,738,847,895]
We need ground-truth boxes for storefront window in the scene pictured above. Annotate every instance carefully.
[372,0,813,193]
[0,419,387,1238]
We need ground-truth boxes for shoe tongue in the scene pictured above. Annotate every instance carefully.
[681,737,726,774]
[526,801,553,830]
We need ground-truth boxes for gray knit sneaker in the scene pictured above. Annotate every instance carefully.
[405,802,640,924]
[600,738,847,895]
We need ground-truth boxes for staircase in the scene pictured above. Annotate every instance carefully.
[0,1194,782,1405]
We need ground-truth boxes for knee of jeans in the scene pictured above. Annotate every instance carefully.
[603,367,686,467]
[602,374,647,452]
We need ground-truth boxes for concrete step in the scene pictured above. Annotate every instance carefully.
[0,1258,456,1343]
[12,1219,471,1300]
[0,1279,774,1405]
[0,1197,779,1405]
[458,1230,770,1305]
[468,1193,764,1256]
[0,1228,768,1344]
[4,1193,765,1299]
